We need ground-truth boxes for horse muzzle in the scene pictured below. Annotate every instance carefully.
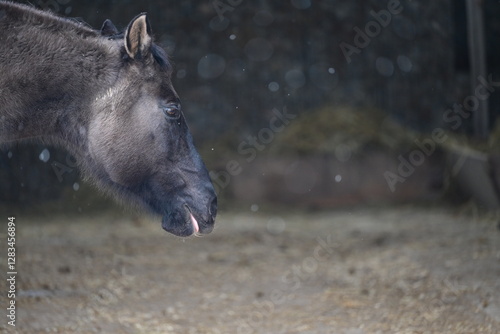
[161,198,216,237]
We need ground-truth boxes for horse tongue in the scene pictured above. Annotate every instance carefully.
[190,213,199,234]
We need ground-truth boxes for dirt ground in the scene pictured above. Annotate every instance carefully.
[1,206,500,334]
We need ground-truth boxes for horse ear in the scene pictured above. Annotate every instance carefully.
[124,13,152,59]
[100,19,119,36]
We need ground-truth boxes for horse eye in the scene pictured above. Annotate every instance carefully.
[162,103,181,119]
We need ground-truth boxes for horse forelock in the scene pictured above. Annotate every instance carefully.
[151,44,172,72]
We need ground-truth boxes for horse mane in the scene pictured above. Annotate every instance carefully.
[1,1,98,38]
[2,1,172,71]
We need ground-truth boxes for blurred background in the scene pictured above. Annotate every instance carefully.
[1,0,500,215]
[2,1,500,333]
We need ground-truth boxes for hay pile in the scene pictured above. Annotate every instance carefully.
[271,105,419,155]
[272,105,500,156]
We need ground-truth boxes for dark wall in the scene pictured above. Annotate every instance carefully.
[24,0,457,137]
[2,0,498,208]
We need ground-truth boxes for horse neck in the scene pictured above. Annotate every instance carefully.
[0,6,119,150]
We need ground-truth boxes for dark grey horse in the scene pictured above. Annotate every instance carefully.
[0,1,217,237]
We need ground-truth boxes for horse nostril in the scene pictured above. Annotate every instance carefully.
[209,197,217,219]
